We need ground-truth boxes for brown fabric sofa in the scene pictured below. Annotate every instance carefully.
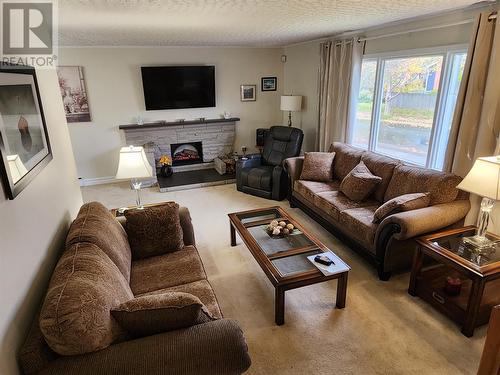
[19,202,251,375]
[284,142,470,280]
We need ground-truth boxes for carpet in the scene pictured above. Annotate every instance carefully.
[82,182,486,375]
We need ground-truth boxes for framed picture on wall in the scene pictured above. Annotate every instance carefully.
[240,84,256,102]
[261,77,277,91]
[56,66,92,123]
[0,64,53,199]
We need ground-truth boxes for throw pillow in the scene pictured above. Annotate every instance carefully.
[299,152,336,182]
[373,192,431,223]
[124,202,184,259]
[340,161,382,201]
[111,292,214,337]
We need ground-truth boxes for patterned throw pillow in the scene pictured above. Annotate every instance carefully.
[299,152,336,182]
[340,161,382,201]
[373,192,431,223]
[111,292,214,337]
[124,202,184,259]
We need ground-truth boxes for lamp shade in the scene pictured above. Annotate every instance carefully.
[457,156,500,201]
[7,155,28,184]
[116,146,153,179]
[280,95,302,112]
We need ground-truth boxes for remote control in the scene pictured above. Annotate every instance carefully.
[314,254,334,266]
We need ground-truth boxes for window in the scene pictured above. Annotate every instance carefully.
[348,47,467,170]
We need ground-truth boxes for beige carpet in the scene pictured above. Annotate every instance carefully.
[82,182,486,375]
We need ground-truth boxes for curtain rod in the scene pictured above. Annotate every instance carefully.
[357,19,474,43]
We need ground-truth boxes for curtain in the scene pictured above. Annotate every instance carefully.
[444,11,499,176]
[317,38,363,151]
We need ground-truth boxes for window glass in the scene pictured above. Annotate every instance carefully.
[376,55,443,165]
[350,60,376,149]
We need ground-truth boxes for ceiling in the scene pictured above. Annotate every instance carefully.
[58,0,481,47]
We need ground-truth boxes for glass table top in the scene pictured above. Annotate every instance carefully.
[432,229,500,267]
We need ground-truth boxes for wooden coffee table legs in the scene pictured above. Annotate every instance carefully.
[274,274,348,325]
[230,222,237,246]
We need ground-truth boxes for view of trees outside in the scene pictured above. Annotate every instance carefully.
[352,54,466,165]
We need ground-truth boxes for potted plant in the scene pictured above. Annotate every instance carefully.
[159,155,173,177]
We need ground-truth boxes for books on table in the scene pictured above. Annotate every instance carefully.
[307,251,350,276]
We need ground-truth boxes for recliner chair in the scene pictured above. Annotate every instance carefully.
[236,126,303,200]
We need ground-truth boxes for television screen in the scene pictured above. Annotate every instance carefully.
[141,66,216,110]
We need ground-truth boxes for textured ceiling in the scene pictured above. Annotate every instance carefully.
[58,0,480,47]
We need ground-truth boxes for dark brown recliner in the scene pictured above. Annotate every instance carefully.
[236,126,303,201]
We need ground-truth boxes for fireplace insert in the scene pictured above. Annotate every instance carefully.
[170,142,203,166]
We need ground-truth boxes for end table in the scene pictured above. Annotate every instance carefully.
[409,226,500,337]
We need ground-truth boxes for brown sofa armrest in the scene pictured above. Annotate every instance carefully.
[116,207,195,247]
[376,199,471,242]
[38,319,251,375]
[283,156,304,187]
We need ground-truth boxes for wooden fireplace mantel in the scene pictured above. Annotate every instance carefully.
[119,117,240,130]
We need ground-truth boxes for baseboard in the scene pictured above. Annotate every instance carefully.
[79,176,117,186]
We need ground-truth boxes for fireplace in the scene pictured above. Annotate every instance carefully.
[170,142,203,166]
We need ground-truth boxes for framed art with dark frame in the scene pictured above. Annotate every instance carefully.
[0,64,52,199]
[261,77,277,91]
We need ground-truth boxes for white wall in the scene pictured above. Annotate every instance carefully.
[0,69,83,374]
[58,47,285,180]
[283,42,320,152]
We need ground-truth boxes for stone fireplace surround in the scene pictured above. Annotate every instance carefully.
[119,118,238,185]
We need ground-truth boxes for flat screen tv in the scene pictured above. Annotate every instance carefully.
[141,65,216,110]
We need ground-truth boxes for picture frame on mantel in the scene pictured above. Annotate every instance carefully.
[57,66,92,123]
[0,64,53,199]
[240,84,256,102]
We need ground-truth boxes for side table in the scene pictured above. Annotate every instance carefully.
[409,226,500,337]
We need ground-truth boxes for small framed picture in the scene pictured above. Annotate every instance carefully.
[261,77,277,91]
[240,84,256,102]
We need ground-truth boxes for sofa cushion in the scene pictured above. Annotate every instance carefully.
[66,201,132,282]
[339,206,379,250]
[130,245,207,295]
[384,165,462,205]
[330,142,364,180]
[340,161,382,201]
[39,243,133,356]
[141,279,223,319]
[125,203,184,260]
[314,190,379,221]
[299,152,335,182]
[294,180,340,203]
[361,152,400,202]
[111,292,214,337]
[240,165,274,191]
[373,192,430,223]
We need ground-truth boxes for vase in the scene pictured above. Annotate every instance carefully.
[160,165,173,177]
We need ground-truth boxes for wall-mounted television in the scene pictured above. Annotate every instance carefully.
[141,65,216,110]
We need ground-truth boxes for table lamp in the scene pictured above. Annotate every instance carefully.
[457,155,500,250]
[116,145,153,209]
[280,95,302,127]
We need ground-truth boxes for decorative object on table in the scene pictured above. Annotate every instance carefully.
[176,118,185,123]
[0,64,52,200]
[457,155,500,251]
[280,95,302,126]
[223,111,231,119]
[115,145,153,209]
[444,276,462,296]
[266,219,296,237]
[241,146,248,160]
[261,77,277,91]
[158,155,173,177]
[56,66,91,123]
[136,115,144,125]
[198,117,205,122]
[240,84,256,102]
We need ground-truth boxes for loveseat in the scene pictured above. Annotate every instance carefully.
[284,142,471,280]
[19,202,251,375]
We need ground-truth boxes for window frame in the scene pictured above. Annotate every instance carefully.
[349,44,469,170]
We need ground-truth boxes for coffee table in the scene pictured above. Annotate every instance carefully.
[228,206,350,325]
